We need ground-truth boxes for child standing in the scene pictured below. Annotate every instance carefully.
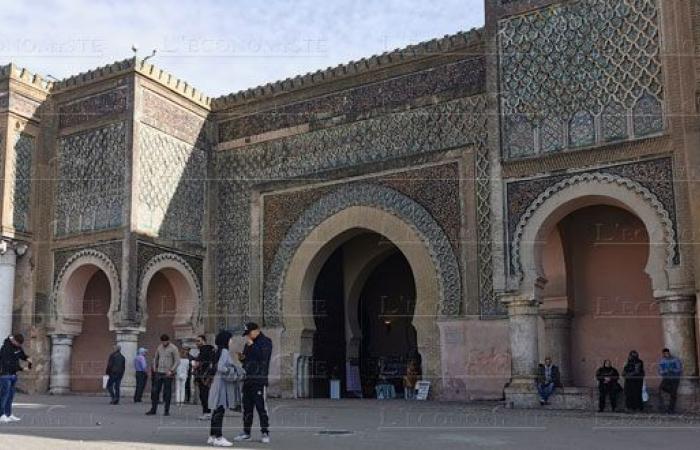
[175,347,190,405]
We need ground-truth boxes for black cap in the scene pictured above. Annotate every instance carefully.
[242,322,259,336]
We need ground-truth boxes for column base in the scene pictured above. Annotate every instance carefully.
[49,386,70,395]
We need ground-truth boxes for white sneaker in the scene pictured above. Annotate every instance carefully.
[212,437,233,447]
[8,415,20,422]
[261,433,271,443]
[199,413,212,421]
[233,433,251,442]
[0,415,11,424]
[206,436,215,445]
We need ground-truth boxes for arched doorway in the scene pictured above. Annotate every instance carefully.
[137,254,202,353]
[540,205,663,386]
[49,249,120,394]
[69,269,115,392]
[310,232,418,398]
[139,272,177,357]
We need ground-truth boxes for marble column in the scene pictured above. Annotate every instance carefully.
[49,334,75,394]
[504,295,540,385]
[656,293,698,393]
[0,241,18,340]
[542,310,573,386]
[115,328,140,396]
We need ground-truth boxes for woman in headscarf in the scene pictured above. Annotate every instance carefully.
[622,350,645,412]
[207,330,244,447]
[595,359,621,412]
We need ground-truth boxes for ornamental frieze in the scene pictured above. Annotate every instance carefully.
[141,89,207,146]
[218,57,485,142]
[58,87,128,129]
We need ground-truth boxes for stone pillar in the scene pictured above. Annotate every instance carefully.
[504,295,540,385]
[542,310,573,386]
[0,241,18,340]
[657,293,698,393]
[115,328,140,396]
[49,334,74,394]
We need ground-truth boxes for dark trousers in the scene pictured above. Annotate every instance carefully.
[660,378,680,413]
[0,375,17,416]
[624,378,644,411]
[185,373,191,403]
[243,384,269,435]
[106,375,123,403]
[598,383,618,411]
[134,371,147,402]
[197,379,211,414]
[210,405,225,438]
[149,373,173,413]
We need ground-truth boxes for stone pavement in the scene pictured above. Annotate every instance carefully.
[1,394,700,449]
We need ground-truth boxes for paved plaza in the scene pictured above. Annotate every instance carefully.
[0,394,699,449]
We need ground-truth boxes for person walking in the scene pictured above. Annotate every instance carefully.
[206,330,245,447]
[595,360,621,412]
[193,334,215,420]
[658,348,683,414]
[176,347,190,405]
[0,334,30,423]
[536,357,561,406]
[234,322,272,444]
[622,350,645,412]
[133,348,148,403]
[146,334,179,416]
[105,344,126,405]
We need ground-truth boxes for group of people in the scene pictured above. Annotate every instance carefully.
[535,348,684,414]
[103,323,273,447]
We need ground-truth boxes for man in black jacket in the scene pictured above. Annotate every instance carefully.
[536,357,562,406]
[105,344,126,405]
[0,334,30,423]
[192,334,215,420]
[234,322,273,444]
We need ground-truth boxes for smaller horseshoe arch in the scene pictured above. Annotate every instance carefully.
[138,253,203,341]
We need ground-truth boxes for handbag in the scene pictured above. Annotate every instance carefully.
[641,381,649,402]
[222,364,245,383]
[102,375,110,389]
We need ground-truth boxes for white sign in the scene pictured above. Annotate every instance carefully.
[415,381,431,401]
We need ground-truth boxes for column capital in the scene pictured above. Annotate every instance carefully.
[655,293,696,316]
[0,239,28,258]
[501,293,539,316]
[48,333,76,345]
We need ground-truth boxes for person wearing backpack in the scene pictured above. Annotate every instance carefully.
[206,330,245,447]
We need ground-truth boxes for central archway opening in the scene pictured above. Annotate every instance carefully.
[310,231,418,398]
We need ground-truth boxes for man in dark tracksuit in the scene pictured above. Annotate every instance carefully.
[234,322,272,444]
[105,345,126,405]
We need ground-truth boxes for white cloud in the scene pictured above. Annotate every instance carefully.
[0,0,484,97]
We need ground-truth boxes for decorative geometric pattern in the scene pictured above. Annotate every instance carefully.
[506,157,679,274]
[499,0,664,157]
[218,58,485,142]
[54,122,126,236]
[540,116,564,153]
[137,125,207,242]
[602,101,628,142]
[263,184,462,326]
[510,172,677,279]
[59,87,128,129]
[215,94,495,323]
[569,111,595,148]
[9,133,33,232]
[52,241,123,295]
[633,92,664,137]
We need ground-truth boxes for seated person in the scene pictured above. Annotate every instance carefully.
[536,357,562,406]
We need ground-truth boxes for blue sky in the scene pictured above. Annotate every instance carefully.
[0,0,484,97]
